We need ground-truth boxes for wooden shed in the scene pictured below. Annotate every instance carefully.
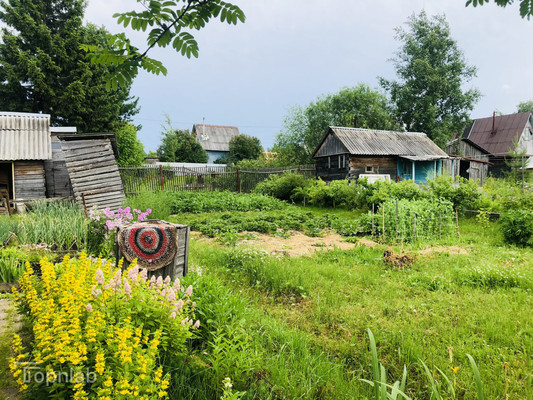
[0,112,52,206]
[447,112,533,177]
[45,133,125,210]
[313,127,449,184]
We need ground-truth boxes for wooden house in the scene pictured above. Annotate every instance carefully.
[313,127,449,184]
[0,112,51,206]
[447,112,533,177]
[192,124,239,163]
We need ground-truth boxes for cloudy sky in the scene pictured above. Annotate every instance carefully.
[85,0,533,152]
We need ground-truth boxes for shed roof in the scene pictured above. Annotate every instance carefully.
[313,127,448,159]
[462,112,532,156]
[192,124,239,152]
[0,112,52,160]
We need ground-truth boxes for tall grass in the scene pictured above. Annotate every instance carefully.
[185,210,533,399]
[0,215,17,245]
[16,200,86,250]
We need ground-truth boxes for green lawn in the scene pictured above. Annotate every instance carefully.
[180,207,532,399]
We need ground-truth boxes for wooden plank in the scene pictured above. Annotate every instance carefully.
[62,155,116,170]
[62,144,112,160]
[68,165,121,180]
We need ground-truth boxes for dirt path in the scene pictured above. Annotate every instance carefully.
[0,294,22,400]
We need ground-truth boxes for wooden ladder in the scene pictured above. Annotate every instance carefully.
[0,188,12,216]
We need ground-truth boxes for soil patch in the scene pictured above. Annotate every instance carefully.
[240,231,355,257]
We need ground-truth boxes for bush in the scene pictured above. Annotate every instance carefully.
[500,209,533,246]
[253,172,312,202]
[425,175,481,211]
[11,255,199,399]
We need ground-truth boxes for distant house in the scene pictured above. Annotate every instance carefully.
[313,127,448,184]
[447,112,533,176]
[192,124,239,163]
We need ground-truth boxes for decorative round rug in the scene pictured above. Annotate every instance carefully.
[117,222,178,270]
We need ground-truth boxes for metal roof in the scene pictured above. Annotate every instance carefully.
[463,112,532,156]
[0,112,52,160]
[193,124,239,152]
[314,127,448,158]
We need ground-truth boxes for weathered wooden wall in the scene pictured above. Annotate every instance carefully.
[44,138,74,198]
[60,138,124,210]
[14,161,46,200]
[316,155,349,181]
[349,156,397,180]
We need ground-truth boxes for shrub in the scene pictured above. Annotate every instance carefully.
[253,172,312,202]
[425,175,481,211]
[11,254,198,399]
[0,215,17,246]
[500,209,533,246]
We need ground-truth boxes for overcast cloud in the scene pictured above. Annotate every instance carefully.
[85,0,533,152]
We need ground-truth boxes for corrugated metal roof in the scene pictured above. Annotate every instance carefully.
[464,112,532,156]
[315,127,448,158]
[0,112,52,160]
[193,124,239,152]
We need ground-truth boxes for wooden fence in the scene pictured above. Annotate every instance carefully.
[119,165,316,195]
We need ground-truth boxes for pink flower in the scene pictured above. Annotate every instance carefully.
[170,312,176,319]
[164,276,171,285]
[175,299,184,310]
[128,265,139,282]
[91,285,102,298]
[86,304,93,312]
[193,320,200,329]
[105,220,116,230]
[185,285,193,297]
[167,289,176,302]
[173,278,180,290]
[95,268,105,285]
[123,278,131,297]
[140,269,148,281]
[156,276,163,288]
[180,317,188,326]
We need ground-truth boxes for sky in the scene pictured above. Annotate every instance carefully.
[85,0,533,153]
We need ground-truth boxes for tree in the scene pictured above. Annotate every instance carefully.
[227,134,263,164]
[83,0,245,89]
[0,0,138,132]
[465,0,533,19]
[517,100,533,113]
[380,12,480,148]
[115,122,145,167]
[273,84,401,165]
[156,119,208,163]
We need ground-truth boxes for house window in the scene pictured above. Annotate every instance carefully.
[328,156,331,169]
[338,155,342,169]
[366,165,373,173]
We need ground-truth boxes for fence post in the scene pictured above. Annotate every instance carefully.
[159,165,165,190]
[439,210,442,239]
[413,212,417,242]
[298,165,302,175]
[455,209,460,237]
[236,168,241,193]
[371,203,375,237]
[382,204,385,242]
[81,193,88,218]
[395,199,399,242]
